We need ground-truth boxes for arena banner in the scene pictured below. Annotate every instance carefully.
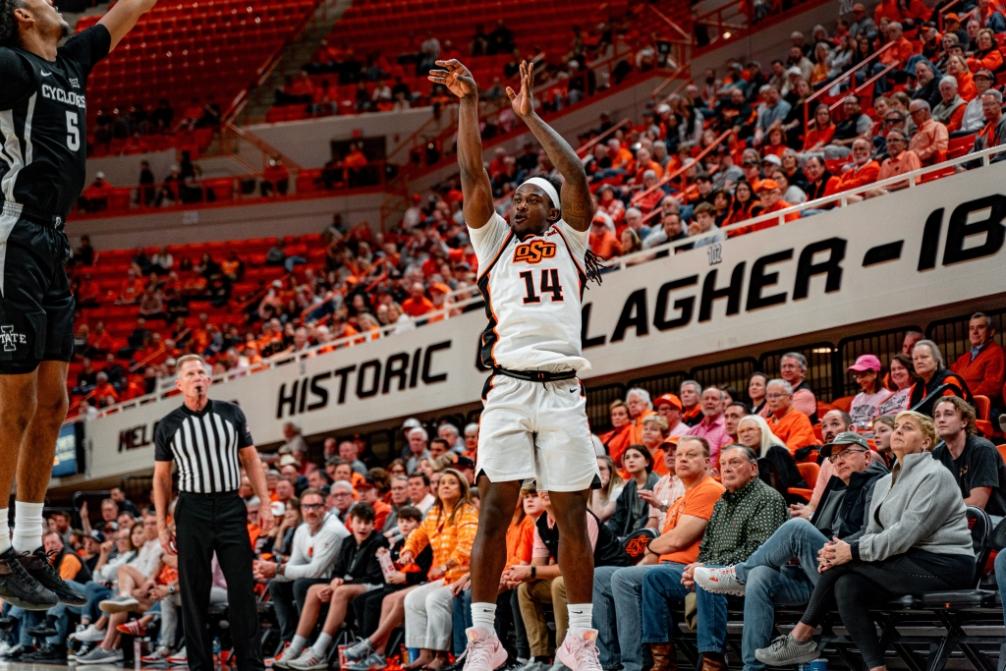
[79,165,1006,481]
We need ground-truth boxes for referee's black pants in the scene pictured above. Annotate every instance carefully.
[176,492,265,671]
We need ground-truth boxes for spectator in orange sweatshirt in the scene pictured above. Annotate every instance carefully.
[951,312,1006,405]
[765,379,818,455]
[826,138,880,200]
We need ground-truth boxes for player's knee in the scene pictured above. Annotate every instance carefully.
[0,393,36,433]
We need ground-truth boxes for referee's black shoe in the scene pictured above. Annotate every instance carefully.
[18,547,87,606]
[0,548,58,610]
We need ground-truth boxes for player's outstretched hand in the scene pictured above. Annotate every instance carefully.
[506,60,536,118]
[428,59,478,99]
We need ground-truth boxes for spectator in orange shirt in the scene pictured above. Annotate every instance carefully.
[879,22,915,69]
[765,379,818,455]
[680,380,704,426]
[802,104,836,152]
[589,215,622,260]
[631,147,664,183]
[947,54,978,102]
[874,130,921,193]
[401,282,435,317]
[756,179,799,223]
[597,185,625,224]
[601,400,634,467]
[498,483,544,663]
[908,100,949,166]
[92,372,119,407]
[625,387,656,445]
[825,138,880,198]
[950,312,1006,405]
[967,28,1004,74]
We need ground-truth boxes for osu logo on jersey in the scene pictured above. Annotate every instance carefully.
[513,240,557,264]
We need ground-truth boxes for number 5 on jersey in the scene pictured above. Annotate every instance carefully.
[65,111,80,151]
[520,268,564,304]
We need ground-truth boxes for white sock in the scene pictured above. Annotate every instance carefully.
[0,509,9,554]
[312,632,333,657]
[567,603,593,632]
[11,501,44,553]
[288,634,307,658]
[471,602,497,631]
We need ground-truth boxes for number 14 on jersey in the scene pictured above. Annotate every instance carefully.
[519,268,565,304]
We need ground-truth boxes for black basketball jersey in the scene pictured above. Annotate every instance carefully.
[0,25,110,220]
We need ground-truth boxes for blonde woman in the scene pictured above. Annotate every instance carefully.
[757,411,974,669]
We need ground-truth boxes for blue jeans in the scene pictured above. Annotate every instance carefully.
[82,581,112,623]
[641,564,729,655]
[734,518,827,671]
[596,565,653,671]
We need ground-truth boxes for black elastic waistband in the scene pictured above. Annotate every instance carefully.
[2,203,63,227]
[179,490,239,499]
[494,367,577,383]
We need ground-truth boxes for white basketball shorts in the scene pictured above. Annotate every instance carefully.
[476,373,600,492]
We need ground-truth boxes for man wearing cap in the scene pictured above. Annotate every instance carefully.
[756,179,798,223]
[695,433,887,671]
[654,394,690,441]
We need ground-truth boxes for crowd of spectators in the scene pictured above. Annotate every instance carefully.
[274,4,661,121]
[4,313,1004,667]
[67,2,1006,425]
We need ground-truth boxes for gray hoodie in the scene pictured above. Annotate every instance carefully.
[851,452,974,562]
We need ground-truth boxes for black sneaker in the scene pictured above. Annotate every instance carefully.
[0,548,57,610]
[18,547,86,606]
[23,644,66,663]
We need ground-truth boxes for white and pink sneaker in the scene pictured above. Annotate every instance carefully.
[556,629,602,671]
[462,626,508,671]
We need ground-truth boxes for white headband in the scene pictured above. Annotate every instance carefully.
[520,177,560,210]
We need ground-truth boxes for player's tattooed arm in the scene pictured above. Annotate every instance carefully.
[429,59,494,229]
[507,61,593,231]
[100,0,159,52]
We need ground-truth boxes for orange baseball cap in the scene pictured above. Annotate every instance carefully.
[654,393,683,410]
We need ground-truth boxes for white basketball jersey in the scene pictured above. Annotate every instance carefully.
[469,212,590,373]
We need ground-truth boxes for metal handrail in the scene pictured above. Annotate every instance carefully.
[804,42,895,130]
[577,118,631,158]
[77,142,1002,421]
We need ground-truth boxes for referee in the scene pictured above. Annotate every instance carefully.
[153,354,273,671]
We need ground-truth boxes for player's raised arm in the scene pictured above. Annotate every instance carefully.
[99,0,158,52]
[507,61,592,232]
[428,59,494,229]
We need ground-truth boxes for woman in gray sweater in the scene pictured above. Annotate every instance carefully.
[756,410,974,670]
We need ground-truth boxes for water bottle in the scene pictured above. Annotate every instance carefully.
[133,636,141,670]
[807,658,829,671]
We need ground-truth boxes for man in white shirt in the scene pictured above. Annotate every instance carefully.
[253,489,349,647]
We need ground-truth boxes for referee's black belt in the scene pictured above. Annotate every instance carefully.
[179,490,240,498]
[2,203,63,227]
[494,367,577,383]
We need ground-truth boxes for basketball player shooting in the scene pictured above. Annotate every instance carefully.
[0,0,157,608]
[428,59,603,671]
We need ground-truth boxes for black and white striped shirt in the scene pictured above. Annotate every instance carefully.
[154,400,253,494]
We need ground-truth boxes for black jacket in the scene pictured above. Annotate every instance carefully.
[331,532,389,585]
[811,459,888,540]
[606,472,660,539]
[537,510,632,568]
